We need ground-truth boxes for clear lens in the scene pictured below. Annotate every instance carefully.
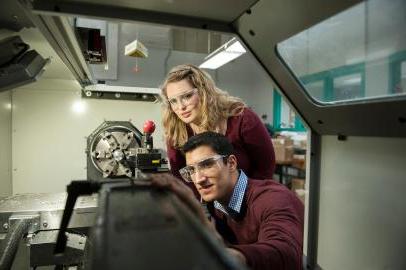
[198,158,217,170]
[168,97,178,106]
[179,167,193,182]
[167,88,197,110]
[178,155,227,183]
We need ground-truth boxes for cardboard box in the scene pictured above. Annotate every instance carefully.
[272,137,293,147]
[291,154,306,170]
[274,145,294,163]
[124,39,148,58]
[272,136,294,163]
[291,178,305,191]
[299,139,307,149]
[295,189,306,204]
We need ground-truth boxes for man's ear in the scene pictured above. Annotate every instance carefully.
[227,155,238,171]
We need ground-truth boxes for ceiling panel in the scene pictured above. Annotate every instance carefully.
[57,0,257,22]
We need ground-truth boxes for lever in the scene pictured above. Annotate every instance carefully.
[54,180,101,254]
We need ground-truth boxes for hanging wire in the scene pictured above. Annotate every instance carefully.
[135,25,139,72]
[208,32,211,54]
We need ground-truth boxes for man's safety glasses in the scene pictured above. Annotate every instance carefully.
[179,155,228,183]
[166,88,198,110]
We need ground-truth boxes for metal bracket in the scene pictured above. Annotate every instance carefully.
[9,214,40,234]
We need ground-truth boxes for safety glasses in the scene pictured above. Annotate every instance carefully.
[179,155,228,183]
[166,88,198,110]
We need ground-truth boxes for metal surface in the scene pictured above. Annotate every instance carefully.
[0,0,34,31]
[0,50,49,92]
[84,84,160,94]
[87,121,165,180]
[9,215,40,235]
[306,131,321,269]
[27,0,257,31]
[83,85,160,102]
[30,230,86,267]
[0,193,98,234]
[0,219,31,270]
[87,181,247,270]
[316,136,406,270]
[17,4,93,85]
[87,121,142,179]
[90,128,137,177]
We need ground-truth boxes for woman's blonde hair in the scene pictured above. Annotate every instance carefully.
[161,64,246,148]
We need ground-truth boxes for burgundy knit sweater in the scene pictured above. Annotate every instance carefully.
[167,108,276,180]
[209,179,304,270]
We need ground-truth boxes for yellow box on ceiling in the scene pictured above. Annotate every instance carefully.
[124,39,148,58]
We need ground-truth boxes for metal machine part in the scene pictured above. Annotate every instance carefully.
[0,193,97,268]
[0,219,32,270]
[0,193,97,235]
[86,121,164,181]
[54,177,246,270]
[30,230,86,268]
[87,121,143,180]
[90,180,246,270]
[0,36,50,92]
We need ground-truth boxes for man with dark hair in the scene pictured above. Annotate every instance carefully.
[182,131,234,158]
[152,131,304,270]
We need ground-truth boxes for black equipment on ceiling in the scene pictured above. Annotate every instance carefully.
[0,36,48,92]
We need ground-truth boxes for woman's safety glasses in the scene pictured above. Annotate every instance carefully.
[166,88,198,110]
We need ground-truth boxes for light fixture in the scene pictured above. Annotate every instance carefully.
[199,37,247,69]
[72,100,86,114]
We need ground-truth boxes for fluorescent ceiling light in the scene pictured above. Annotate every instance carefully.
[199,38,246,69]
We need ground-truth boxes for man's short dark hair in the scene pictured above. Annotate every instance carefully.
[182,131,234,156]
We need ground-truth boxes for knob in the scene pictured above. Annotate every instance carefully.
[143,120,155,134]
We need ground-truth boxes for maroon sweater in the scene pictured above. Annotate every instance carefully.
[209,179,304,270]
[167,108,276,180]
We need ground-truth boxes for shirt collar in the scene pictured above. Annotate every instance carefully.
[214,170,248,215]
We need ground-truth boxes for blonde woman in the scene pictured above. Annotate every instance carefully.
[161,64,275,185]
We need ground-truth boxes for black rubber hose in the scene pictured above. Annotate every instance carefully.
[0,219,31,270]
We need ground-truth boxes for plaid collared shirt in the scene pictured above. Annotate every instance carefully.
[214,170,248,215]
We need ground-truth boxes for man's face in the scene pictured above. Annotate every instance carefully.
[185,145,235,202]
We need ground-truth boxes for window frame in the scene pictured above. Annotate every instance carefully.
[273,90,306,132]
[299,62,365,103]
[389,50,406,94]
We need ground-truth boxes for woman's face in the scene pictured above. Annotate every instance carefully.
[166,79,201,124]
